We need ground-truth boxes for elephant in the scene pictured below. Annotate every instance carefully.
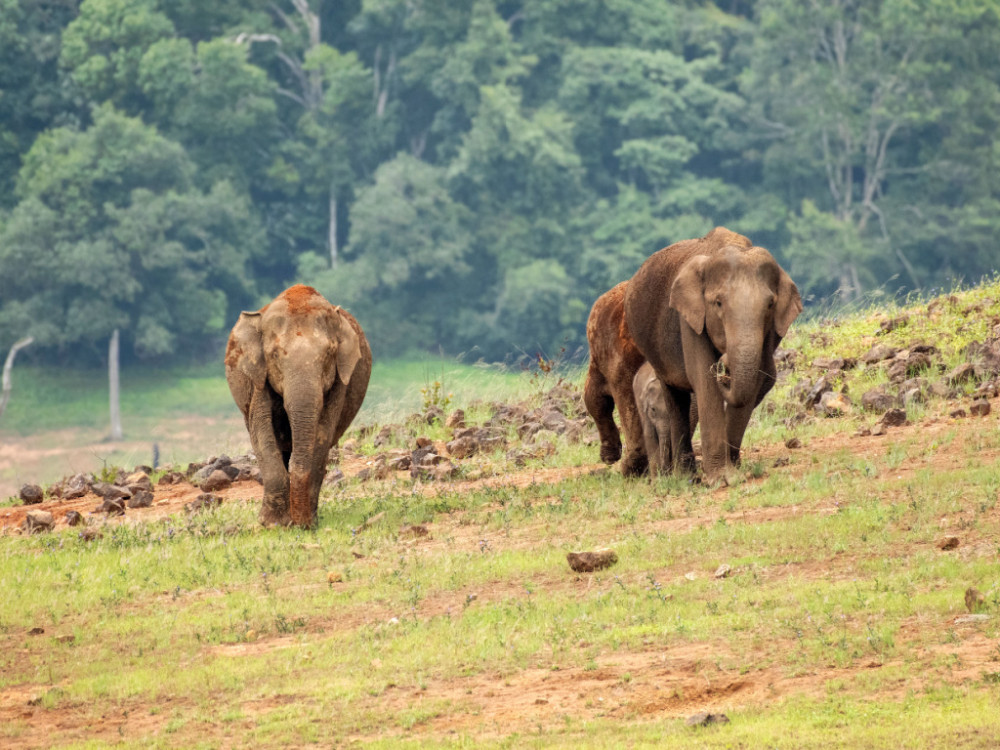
[225,285,372,527]
[583,281,648,476]
[624,227,802,481]
[633,362,670,477]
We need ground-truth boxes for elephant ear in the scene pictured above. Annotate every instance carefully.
[669,255,709,335]
[774,270,803,337]
[332,308,362,386]
[226,311,266,388]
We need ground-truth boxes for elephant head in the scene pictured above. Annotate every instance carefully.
[668,245,801,408]
[226,285,369,527]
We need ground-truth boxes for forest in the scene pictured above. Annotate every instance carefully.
[1,0,999,366]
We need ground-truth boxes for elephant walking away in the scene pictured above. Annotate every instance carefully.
[225,285,372,527]
[624,227,802,481]
[583,281,648,476]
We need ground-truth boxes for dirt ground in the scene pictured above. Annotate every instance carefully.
[1,400,999,746]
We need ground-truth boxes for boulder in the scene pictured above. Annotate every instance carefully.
[861,388,896,413]
[566,548,618,573]
[861,344,897,364]
[19,484,44,504]
[127,490,154,509]
[970,399,991,417]
[880,408,908,427]
[22,510,54,534]
[200,470,232,493]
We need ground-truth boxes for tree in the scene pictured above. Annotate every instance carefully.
[0,106,262,432]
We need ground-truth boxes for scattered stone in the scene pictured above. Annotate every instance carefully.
[965,587,987,613]
[55,634,75,644]
[929,381,957,399]
[970,399,991,417]
[784,437,802,449]
[423,405,445,425]
[879,408,908,427]
[22,510,54,534]
[399,524,430,539]
[686,712,730,727]
[386,454,411,471]
[200,470,233,493]
[79,527,103,542]
[861,344,897,364]
[714,564,733,579]
[870,423,887,436]
[341,439,359,454]
[19,484,44,504]
[901,387,923,406]
[373,425,397,449]
[184,494,221,514]
[937,536,960,551]
[803,375,835,406]
[861,388,896,413]
[127,490,154,509]
[327,571,344,584]
[946,363,976,385]
[684,572,698,581]
[415,436,433,449]
[953,614,991,625]
[566,548,618,573]
[124,472,152,491]
[818,391,851,416]
[28,627,44,636]
[813,356,857,371]
[94,497,126,516]
[879,315,909,334]
[446,436,480,460]
[445,409,466,429]
[65,510,83,526]
[158,471,185,486]
[950,408,968,419]
[323,468,345,486]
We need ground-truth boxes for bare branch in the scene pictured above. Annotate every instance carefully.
[0,336,34,422]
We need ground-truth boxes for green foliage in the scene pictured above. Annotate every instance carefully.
[3,0,1000,364]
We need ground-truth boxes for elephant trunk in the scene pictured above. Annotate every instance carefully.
[716,334,764,409]
[285,378,323,528]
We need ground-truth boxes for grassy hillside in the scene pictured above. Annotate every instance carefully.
[1,281,1000,747]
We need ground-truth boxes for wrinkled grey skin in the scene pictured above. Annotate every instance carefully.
[633,362,670,476]
[624,227,802,481]
[225,285,372,528]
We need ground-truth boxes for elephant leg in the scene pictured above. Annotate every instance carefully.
[584,365,622,465]
[248,389,292,526]
[663,386,695,474]
[611,379,648,477]
[308,385,348,523]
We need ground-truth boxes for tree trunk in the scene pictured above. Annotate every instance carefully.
[0,336,34,422]
[109,329,123,441]
[329,191,338,268]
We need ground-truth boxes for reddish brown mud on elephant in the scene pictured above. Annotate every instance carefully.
[583,281,648,477]
[625,227,802,481]
[225,285,372,528]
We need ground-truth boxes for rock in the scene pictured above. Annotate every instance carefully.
[946,363,976,385]
[22,510,54,534]
[127,490,154,509]
[93,482,131,501]
[446,436,480,460]
[79,527,103,542]
[813,356,857,371]
[399,524,430,539]
[953,614,991,625]
[386,454,412,471]
[879,408,907,427]
[19,484,44,504]
[566,548,618,573]
[871,423,887,436]
[970,399,991,417]
[27,627,44,636]
[445,409,466,429]
[372,425,396,449]
[929,381,957,399]
[124,472,152,491]
[818,391,851,417]
[200,470,232,493]
[861,388,896,413]
[879,315,909,334]
[901,388,924,406]
[157,471,185,486]
[60,474,92,500]
[184,494,221,513]
[517,421,544,439]
[341,439,359,454]
[323,468,345,486]
[784,437,802,449]
[327,571,343,584]
[94,498,126,516]
[55,634,75,644]
[937,536,960,551]
[965,587,987,613]
[803,375,835,406]
[686,712,730,727]
[861,344,897,364]
[65,510,83,526]
[424,405,445,425]
[415,436,433,449]
[714,564,733,579]
[950,408,968,419]
[540,409,570,433]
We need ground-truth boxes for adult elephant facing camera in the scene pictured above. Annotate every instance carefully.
[226,285,372,528]
[624,227,801,481]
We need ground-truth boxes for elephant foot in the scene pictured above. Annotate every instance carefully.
[599,440,623,464]
[620,451,649,478]
[259,503,292,528]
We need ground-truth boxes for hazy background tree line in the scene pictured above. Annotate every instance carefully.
[2,0,999,368]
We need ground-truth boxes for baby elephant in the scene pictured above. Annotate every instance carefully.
[633,362,670,476]
[225,285,372,528]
